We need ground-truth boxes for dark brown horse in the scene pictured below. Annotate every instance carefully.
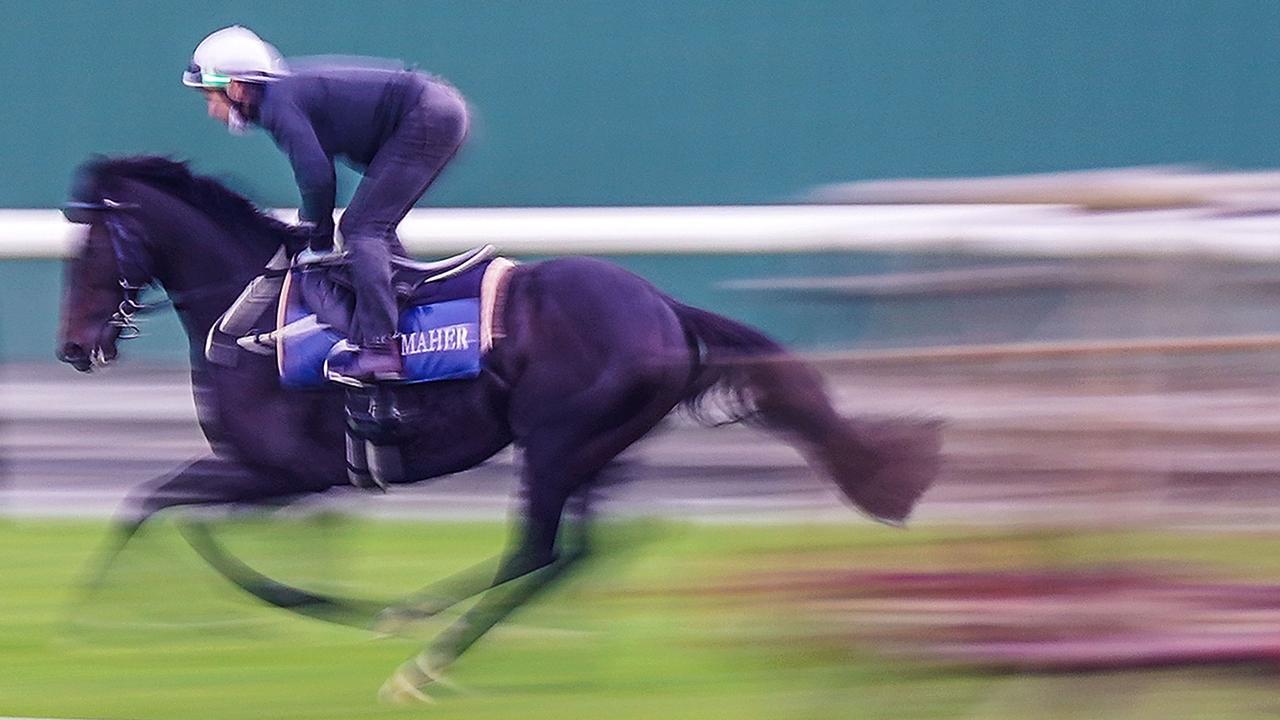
[57,156,941,700]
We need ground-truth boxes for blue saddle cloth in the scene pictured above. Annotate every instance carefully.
[278,259,492,389]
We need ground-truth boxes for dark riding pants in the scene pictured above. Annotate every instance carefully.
[339,82,469,346]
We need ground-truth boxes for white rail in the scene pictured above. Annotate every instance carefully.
[5,203,1280,259]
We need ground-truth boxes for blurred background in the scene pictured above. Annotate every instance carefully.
[6,2,1280,718]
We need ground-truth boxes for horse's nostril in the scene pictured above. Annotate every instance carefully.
[57,342,94,371]
[57,342,86,362]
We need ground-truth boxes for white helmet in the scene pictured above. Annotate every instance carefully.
[182,26,286,88]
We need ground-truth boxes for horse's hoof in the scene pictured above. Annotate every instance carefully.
[377,666,436,704]
[377,655,456,704]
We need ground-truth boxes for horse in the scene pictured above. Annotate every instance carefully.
[56,155,942,701]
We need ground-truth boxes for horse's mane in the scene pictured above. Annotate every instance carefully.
[78,155,297,240]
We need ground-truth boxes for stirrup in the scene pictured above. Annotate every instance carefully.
[237,331,277,356]
[236,314,331,356]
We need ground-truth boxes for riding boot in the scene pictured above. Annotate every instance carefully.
[328,336,404,383]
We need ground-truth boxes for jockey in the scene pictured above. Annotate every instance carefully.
[183,26,470,382]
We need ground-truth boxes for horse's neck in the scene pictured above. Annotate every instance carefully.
[140,201,282,346]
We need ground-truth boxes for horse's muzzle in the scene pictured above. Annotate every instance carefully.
[57,341,95,372]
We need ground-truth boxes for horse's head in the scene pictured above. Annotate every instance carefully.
[57,162,158,371]
[56,155,295,371]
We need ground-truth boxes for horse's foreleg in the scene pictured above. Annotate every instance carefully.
[72,455,238,603]
[185,512,555,634]
[179,520,390,627]
[74,456,385,628]
[73,517,146,606]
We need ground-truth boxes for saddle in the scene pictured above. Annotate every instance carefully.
[206,245,517,494]
[302,244,495,304]
[205,244,516,389]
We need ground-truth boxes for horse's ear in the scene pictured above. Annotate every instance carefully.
[66,156,118,220]
[67,164,100,209]
[62,202,105,225]
[62,200,140,225]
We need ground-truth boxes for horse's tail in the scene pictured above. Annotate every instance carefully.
[667,299,942,525]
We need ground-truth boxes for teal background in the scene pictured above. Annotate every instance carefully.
[3,1,1278,361]
[5,1,1279,208]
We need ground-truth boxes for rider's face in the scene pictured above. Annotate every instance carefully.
[203,89,233,124]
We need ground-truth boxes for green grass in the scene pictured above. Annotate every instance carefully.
[1,517,1279,719]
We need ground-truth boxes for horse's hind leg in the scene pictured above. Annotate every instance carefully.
[372,483,601,634]
[379,489,594,703]
[382,365,684,701]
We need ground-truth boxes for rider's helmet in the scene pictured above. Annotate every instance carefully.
[182,26,286,88]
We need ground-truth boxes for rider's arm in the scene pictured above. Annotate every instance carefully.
[259,101,336,251]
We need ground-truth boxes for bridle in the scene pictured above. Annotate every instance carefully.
[63,199,168,358]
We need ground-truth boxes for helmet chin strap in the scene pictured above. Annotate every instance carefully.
[227,106,250,136]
